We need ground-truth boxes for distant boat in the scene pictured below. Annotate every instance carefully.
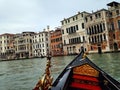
[50,50,120,90]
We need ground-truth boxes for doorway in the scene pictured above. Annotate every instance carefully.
[98,44,102,54]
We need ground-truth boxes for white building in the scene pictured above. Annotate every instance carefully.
[61,12,89,55]
[0,33,14,59]
[14,32,35,59]
[32,29,51,57]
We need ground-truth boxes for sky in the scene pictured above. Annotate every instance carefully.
[0,0,119,34]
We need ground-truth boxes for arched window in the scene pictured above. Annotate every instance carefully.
[89,27,91,35]
[100,34,103,42]
[103,23,105,30]
[91,27,94,34]
[94,25,97,34]
[100,24,103,32]
[97,24,100,33]
[97,35,99,42]
[95,36,97,43]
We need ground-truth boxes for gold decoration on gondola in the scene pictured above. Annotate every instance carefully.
[33,55,53,90]
[104,80,108,85]
[73,64,99,77]
[82,51,88,59]
[82,53,87,59]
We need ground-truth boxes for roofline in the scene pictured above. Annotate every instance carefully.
[85,8,108,17]
[0,33,14,36]
[61,11,90,22]
[107,1,120,6]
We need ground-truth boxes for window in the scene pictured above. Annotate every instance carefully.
[95,14,98,19]
[76,25,79,30]
[89,28,91,35]
[92,28,94,34]
[98,13,101,18]
[95,36,97,42]
[87,29,89,35]
[103,23,105,30]
[94,25,97,34]
[116,10,119,15]
[82,23,84,29]
[61,21,64,25]
[7,40,9,43]
[100,24,103,32]
[64,40,66,45]
[46,43,48,47]
[73,26,76,32]
[109,12,112,17]
[71,27,73,33]
[76,16,78,20]
[81,14,83,17]
[65,20,67,24]
[118,20,120,30]
[66,28,68,33]
[103,34,106,40]
[90,16,92,21]
[42,44,44,47]
[111,22,115,30]
[68,19,70,23]
[73,17,75,21]
[69,39,71,44]
[42,38,44,42]
[83,36,85,42]
[62,30,64,34]
[39,39,41,42]
[100,35,103,42]
[113,34,115,39]
[79,37,81,42]
[85,17,88,22]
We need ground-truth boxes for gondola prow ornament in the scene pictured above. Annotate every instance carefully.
[33,55,53,90]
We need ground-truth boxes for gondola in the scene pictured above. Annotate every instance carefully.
[50,50,120,90]
[33,49,120,90]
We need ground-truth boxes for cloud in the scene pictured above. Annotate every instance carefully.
[0,0,44,34]
[0,0,119,34]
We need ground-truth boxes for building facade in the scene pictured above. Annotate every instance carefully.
[107,1,120,51]
[32,30,51,57]
[14,32,35,59]
[61,12,89,55]
[0,33,15,59]
[50,28,63,56]
[85,9,110,53]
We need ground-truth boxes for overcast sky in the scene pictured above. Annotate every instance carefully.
[0,0,119,34]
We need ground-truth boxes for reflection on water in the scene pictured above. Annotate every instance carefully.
[51,56,76,80]
[0,53,120,90]
[88,53,120,81]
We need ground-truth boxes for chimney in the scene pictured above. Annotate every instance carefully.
[43,29,46,31]
[47,25,50,31]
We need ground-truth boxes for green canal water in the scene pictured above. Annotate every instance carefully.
[0,53,120,90]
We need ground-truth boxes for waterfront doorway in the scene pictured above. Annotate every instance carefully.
[113,42,118,51]
[98,44,102,54]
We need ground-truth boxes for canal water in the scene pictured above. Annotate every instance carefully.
[0,53,120,90]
